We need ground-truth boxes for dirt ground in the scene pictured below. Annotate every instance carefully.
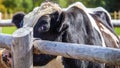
[34,56,63,68]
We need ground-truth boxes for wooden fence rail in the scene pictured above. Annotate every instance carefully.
[0,33,12,49]
[0,19,120,27]
[1,11,120,20]
[111,20,120,27]
[33,39,120,65]
[0,19,14,27]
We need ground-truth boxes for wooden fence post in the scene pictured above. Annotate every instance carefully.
[12,27,33,68]
[114,11,117,19]
[118,10,120,19]
[0,12,1,20]
[0,12,2,32]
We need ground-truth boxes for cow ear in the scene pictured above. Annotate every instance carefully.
[56,12,68,33]
[12,12,25,28]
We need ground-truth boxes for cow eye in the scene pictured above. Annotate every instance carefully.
[38,24,49,32]
[37,15,50,32]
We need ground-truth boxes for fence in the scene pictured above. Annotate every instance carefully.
[1,11,120,19]
[1,11,120,20]
[0,27,120,68]
[111,11,120,19]
[0,19,120,27]
[0,12,13,19]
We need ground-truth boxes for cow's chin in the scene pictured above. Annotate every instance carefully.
[0,49,12,68]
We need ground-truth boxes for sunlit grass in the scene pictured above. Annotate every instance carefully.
[1,27,120,36]
[114,27,120,35]
[2,26,17,34]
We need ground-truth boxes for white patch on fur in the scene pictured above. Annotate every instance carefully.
[88,7,120,47]
[23,2,62,27]
[88,7,112,26]
[66,2,106,47]
[100,23,120,48]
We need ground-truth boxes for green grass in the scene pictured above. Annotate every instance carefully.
[1,27,120,35]
[2,26,17,34]
[114,27,120,35]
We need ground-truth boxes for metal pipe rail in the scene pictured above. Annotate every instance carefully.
[0,19,120,27]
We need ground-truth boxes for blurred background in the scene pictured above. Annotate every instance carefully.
[0,0,120,35]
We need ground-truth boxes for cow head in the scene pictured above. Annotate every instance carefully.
[12,2,69,66]
[33,11,69,41]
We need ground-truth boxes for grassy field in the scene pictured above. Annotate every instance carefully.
[1,27,120,35]
[2,26,17,34]
[114,27,120,35]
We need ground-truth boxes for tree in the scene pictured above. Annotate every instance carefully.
[0,0,7,13]
[1,0,119,13]
[58,0,67,7]
[32,0,44,7]
[2,0,16,13]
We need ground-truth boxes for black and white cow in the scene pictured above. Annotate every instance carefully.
[11,2,120,68]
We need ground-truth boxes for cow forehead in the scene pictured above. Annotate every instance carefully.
[23,2,62,27]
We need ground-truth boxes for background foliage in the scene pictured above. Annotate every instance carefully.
[0,0,120,14]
